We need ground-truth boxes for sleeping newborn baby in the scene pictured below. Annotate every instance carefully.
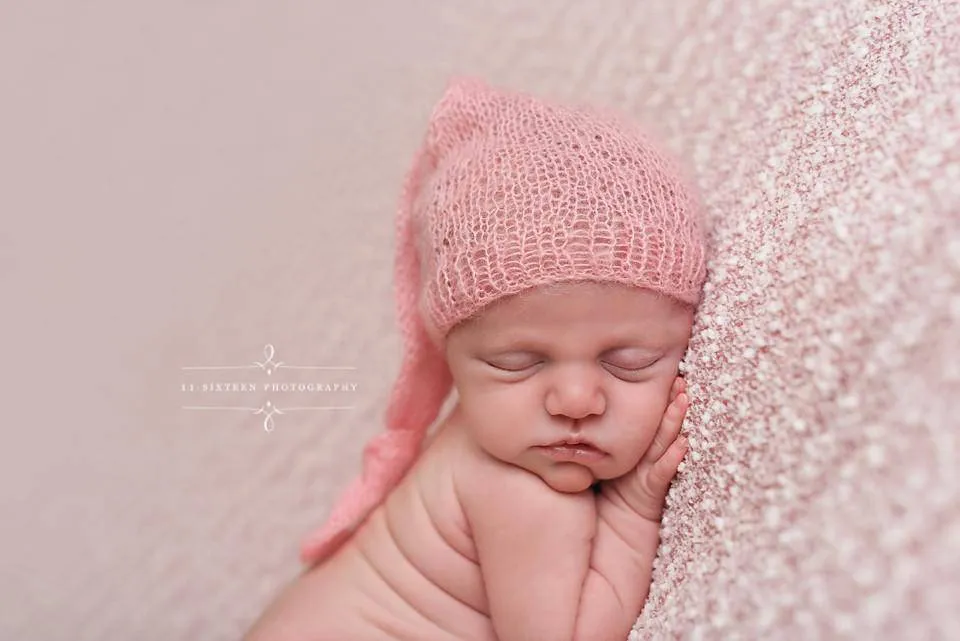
[244,77,707,641]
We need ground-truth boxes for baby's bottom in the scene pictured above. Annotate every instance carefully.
[243,542,485,641]
[243,547,371,641]
[243,564,329,641]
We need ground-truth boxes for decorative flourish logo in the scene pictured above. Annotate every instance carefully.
[253,344,284,375]
[181,344,358,432]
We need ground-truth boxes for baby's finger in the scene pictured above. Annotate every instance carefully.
[647,436,689,494]
[643,392,689,463]
[668,376,685,404]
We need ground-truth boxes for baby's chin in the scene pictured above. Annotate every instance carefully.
[535,463,598,494]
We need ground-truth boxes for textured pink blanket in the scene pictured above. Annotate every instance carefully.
[630,1,960,638]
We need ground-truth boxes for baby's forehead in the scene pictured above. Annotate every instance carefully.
[453,282,694,347]
[494,281,688,317]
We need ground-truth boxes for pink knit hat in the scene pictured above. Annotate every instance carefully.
[299,77,707,565]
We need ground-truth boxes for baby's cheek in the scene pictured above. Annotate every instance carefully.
[619,402,664,451]
[460,398,520,447]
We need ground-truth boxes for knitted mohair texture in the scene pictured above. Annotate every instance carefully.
[299,77,708,565]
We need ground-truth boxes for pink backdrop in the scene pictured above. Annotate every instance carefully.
[2,1,957,639]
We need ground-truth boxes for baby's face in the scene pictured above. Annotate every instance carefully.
[444,281,694,493]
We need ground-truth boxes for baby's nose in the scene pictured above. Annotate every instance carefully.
[544,366,605,419]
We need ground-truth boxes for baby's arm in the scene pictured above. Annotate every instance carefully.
[582,376,690,636]
[459,456,596,641]
[461,379,689,641]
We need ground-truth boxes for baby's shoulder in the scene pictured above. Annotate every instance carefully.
[419,410,506,501]
[429,415,574,518]
[418,407,486,483]
[397,418,480,554]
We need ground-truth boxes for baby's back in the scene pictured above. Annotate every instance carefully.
[277,414,497,641]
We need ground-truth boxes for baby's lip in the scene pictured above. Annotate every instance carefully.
[544,438,603,451]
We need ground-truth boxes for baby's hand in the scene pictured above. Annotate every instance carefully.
[604,376,690,522]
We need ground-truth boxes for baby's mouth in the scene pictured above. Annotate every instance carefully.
[545,437,601,449]
[536,440,606,462]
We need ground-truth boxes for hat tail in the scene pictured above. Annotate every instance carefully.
[299,144,453,567]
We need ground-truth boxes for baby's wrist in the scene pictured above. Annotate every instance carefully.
[598,478,665,524]
[595,484,663,559]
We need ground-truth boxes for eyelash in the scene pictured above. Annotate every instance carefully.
[485,361,537,373]
[608,362,658,374]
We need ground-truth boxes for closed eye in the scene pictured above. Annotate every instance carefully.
[485,360,542,372]
[485,359,660,376]
[602,358,661,376]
